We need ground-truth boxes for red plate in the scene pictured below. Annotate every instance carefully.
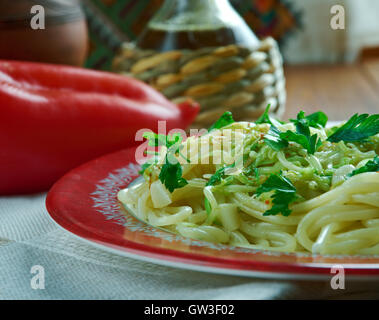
[46,147,379,280]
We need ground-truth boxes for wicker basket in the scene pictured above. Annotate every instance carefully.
[113,37,285,128]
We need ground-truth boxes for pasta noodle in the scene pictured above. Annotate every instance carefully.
[118,114,379,255]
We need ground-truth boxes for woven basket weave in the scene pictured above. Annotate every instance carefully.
[113,37,285,128]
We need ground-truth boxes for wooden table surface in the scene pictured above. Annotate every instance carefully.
[283,58,379,121]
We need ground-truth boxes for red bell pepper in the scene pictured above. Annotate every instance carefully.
[0,60,199,195]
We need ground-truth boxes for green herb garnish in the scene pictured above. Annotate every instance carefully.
[348,156,379,177]
[142,131,187,192]
[208,111,234,132]
[264,111,323,154]
[282,117,323,154]
[291,110,328,128]
[255,104,272,125]
[327,113,379,142]
[264,125,289,151]
[206,163,235,187]
[159,160,188,193]
[256,172,298,216]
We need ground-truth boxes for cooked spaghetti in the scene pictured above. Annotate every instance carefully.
[118,109,379,255]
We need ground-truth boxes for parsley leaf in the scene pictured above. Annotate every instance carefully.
[245,165,259,179]
[255,104,272,125]
[263,192,297,217]
[159,160,188,193]
[256,172,298,216]
[291,110,328,128]
[206,167,227,187]
[265,111,323,154]
[264,125,289,151]
[327,113,379,142]
[142,131,187,192]
[208,111,234,132]
[158,141,189,193]
[206,164,235,186]
[282,119,322,154]
[348,156,379,177]
[256,104,286,126]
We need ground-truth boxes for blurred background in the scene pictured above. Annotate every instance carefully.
[82,0,379,69]
[1,0,379,121]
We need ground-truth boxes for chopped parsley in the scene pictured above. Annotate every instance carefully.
[264,125,289,151]
[264,111,323,154]
[255,104,287,125]
[255,104,272,125]
[327,113,379,142]
[281,121,322,155]
[141,131,188,192]
[159,161,188,193]
[256,172,298,216]
[208,111,234,132]
[140,110,379,213]
[291,110,328,128]
[206,164,235,187]
[348,156,379,177]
